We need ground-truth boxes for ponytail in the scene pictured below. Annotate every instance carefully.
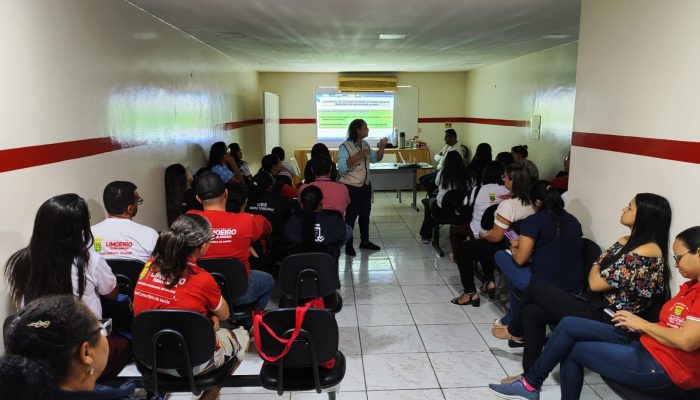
[529,180,565,236]
[151,214,211,288]
[299,186,323,245]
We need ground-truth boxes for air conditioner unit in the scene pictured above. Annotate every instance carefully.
[338,76,398,92]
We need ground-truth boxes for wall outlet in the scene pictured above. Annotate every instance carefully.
[530,115,541,139]
[445,122,452,128]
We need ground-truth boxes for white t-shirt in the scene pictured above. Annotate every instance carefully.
[435,170,476,208]
[434,142,467,171]
[464,183,511,236]
[72,250,117,319]
[92,218,158,263]
[494,197,535,230]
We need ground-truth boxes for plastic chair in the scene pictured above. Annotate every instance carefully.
[197,258,256,326]
[105,259,146,299]
[278,253,342,314]
[258,308,346,398]
[132,310,242,397]
[429,189,468,257]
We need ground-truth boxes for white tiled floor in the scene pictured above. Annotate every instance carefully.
[165,191,622,400]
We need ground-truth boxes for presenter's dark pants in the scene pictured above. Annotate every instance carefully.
[344,183,372,248]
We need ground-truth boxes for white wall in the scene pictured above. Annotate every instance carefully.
[569,0,700,290]
[0,0,262,340]
[463,43,578,179]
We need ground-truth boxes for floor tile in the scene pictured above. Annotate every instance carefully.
[363,353,440,390]
[401,285,453,304]
[474,323,522,354]
[442,387,494,400]
[380,238,422,248]
[336,305,358,327]
[461,300,504,323]
[359,325,425,354]
[354,285,406,305]
[395,270,446,285]
[417,324,489,352]
[339,327,362,355]
[366,389,445,400]
[291,392,367,400]
[428,351,506,388]
[384,247,427,259]
[352,271,398,286]
[344,258,394,271]
[356,303,414,326]
[340,355,367,392]
[588,383,623,399]
[408,303,470,324]
[389,257,437,271]
[540,384,602,399]
[437,269,462,284]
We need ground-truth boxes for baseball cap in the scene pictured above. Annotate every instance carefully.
[195,171,225,200]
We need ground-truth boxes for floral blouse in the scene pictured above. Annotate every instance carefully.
[598,241,665,314]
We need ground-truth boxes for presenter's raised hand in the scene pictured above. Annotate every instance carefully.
[378,137,388,149]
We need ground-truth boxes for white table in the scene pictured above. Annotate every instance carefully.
[369,163,434,211]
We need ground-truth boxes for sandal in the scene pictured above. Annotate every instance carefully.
[480,280,496,299]
[450,292,481,307]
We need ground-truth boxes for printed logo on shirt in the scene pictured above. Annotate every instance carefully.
[314,224,325,243]
[95,239,134,256]
[249,202,274,212]
[94,237,103,252]
[667,301,688,328]
[212,227,237,242]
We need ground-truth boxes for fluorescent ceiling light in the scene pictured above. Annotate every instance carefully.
[379,34,406,40]
[540,34,570,40]
[215,32,247,38]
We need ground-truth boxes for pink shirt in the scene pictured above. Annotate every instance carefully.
[299,179,350,216]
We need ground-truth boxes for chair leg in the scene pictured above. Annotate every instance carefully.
[432,224,445,257]
[328,391,337,400]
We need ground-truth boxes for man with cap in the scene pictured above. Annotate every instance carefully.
[188,171,274,318]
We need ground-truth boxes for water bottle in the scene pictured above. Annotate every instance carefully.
[399,132,406,149]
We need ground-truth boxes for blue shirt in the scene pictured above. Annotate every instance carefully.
[519,209,583,292]
[337,140,378,174]
[211,164,234,183]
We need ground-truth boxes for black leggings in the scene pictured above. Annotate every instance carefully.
[456,238,506,293]
[345,183,372,246]
[508,280,612,372]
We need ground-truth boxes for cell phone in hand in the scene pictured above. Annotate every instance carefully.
[604,308,616,318]
[504,230,519,241]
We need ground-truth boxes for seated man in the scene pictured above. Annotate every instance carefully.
[298,155,350,216]
[91,181,158,263]
[188,172,274,314]
[271,146,297,184]
[261,154,298,199]
[419,128,466,192]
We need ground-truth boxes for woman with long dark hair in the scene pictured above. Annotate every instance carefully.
[492,180,583,333]
[511,144,539,180]
[467,142,493,184]
[228,143,253,179]
[282,185,349,259]
[451,163,533,305]
[260,154,298,199]
[164,163,201,225]
[419,151,476,243]
[490,226,700,400]
[133,214,248,400]
[337,119,387,256]
[208,141,244,185]
[496,193,671,384]
[0,295,135,400]
[304,142,339,183]
[4,194,130,378]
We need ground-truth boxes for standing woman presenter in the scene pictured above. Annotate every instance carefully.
[338,119,387,256]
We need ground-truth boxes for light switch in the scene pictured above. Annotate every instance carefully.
[530,115,541,139]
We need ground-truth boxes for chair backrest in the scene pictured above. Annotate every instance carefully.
[289,157,301,176]
[197,258,249,306]
[132,310,215,371]
[106,259,146,298]
[580,238,602,292]
[258,308,338,367]
[440,189,469,214]
[279,253,339,300]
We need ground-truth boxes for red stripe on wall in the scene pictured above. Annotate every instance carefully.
[572,132,700,164]
[0,137,145,173]
[418,117,530,127]
[221,119,263,130]
[280,118,316,124]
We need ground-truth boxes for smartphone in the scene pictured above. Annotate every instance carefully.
[604,308,616,318]
[504,230,519,241]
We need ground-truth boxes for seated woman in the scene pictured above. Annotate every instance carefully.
[165,163,201,225]
[282,185,350,260]
[498,193,671,383]
[304,143,338,184]
[271,146,297,185]
[451,163,533,306]
[299,155,350,216]
[228,142,253,181]
[489,226,700,400]
[0,295,135,400]
[4,193,130,379]
[448,161,510,262]
[208,141,244,185]
[247,170,293,264]
[261,154,298,199]
[511,145,539,181]
[467,142,492,185]
[133,214,248,400]
[492,181,583,335]
[419,151,476,244]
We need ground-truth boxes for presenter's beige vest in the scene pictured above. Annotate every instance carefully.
[339,140,371,187]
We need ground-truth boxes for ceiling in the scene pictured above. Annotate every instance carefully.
[130,0,581,72]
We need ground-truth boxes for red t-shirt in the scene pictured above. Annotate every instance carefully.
[133,258,222,317]
[299,179,350,216]
[187,209,272,274]
[641,280,700,390]
[278,183,298,200]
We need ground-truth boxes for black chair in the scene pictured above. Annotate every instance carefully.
[278,253,342,314]
[429,189,468,257]
[578,238,602,293]
[197,258,256,326]
[603,378,700,400]
[132,310,244,397]
[258,308,346,399]
[105,259,146,299]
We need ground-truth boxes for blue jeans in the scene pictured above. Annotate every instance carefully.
[494,250,532,325]
[236,270,275,310]
[525,317,674,400]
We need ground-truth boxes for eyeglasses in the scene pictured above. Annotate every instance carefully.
[135,197,144,205]
[673,250,694,264]
[94,318,112,337]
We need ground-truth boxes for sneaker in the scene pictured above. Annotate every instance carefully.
[421,237,431,244]
[345,247,356,256]
[488,379,540,400]
[359,241,380,250]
